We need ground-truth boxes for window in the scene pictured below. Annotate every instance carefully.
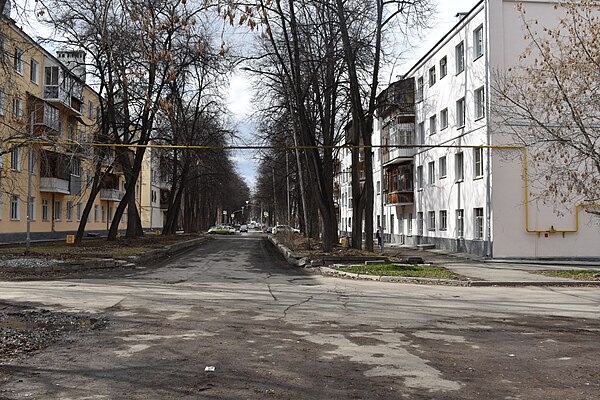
[429,114,437,135]
[76,203,82,221]
[13,47,23,74]
[70,158,82,177]
[440,108,448,130]
[0,90,5,116]
[456,209,465,238]
[440,210,447,231]
[418,122,425,144]
[66,201,73,221]
[45,66,59,86]
[428,161,435,185]
[455,152,464,181]
[30,59,39,83]
[94,205,99,222]
[12,97,23,118]
[440,56,447,78]
[88,101,93,119]
[475,86,485,120]
[407,213,413,236]
[439,156,447,178]
[456,97,465,128]
[54,201,62,221]
[108,205,113,221]
[417,212,424,235]
[10,195,20,220]
[42,199,49,221]
[428,66,436,87]
[455,41,464,73]
[473,147,484,178]
[428,211,436,231]
[416,76,424,102]
[26,196,35,221]
[28,149,36,173]
[474,208,484,239]
[417,165,423,190]
[10,147,20,171]
[473,25,484,59]
[101,205,106,223]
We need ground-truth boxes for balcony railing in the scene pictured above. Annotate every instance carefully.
[385,191,414,205]
[100,189,124,202]
[40,177,70,194]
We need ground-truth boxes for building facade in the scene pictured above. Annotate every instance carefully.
[338,0,600,258]
[0,12,128,241]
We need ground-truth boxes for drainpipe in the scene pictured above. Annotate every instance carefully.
[484,0,492,258]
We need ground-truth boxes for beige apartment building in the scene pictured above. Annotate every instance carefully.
[0,12,128,241]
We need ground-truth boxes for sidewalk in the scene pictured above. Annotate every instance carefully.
[381,243,600,286]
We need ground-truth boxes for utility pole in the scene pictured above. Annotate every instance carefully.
[26,113,34,252]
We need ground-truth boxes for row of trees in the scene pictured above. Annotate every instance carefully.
[1,0,250,243]
[231,0,432,251]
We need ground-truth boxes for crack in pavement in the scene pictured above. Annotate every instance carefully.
[267,284,278,301]
[281,296,313,319]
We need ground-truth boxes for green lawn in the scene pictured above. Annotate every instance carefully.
[531,269,600,281]
[338,263,461,279]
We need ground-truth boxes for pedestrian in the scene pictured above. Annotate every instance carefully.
[376,226,382,249]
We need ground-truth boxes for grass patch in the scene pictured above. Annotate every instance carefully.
[531,269,600,281]
[338,263,461,279]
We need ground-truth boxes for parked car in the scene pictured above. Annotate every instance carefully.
[240,224,248,232]
[208,225,232,235]
[272,225,295,234]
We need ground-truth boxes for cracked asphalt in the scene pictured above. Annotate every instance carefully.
[0,234,599,399]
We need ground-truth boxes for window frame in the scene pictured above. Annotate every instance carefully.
[440,108,448,130]
[439,156,447,179]
[13,47,24,74]
[42,199,49,221]
[417,212,424,236]
[474,147,484,178]
[10,147,20,171]
[428,211,436,231]
[473,25,484,60]
[428,161,435,185]
[30,58,39,84]
[455,41,465,74]
[10,195,20,220]
[456,209,465,238]
[416,165,423,190]
[429,114,437,135]
[440,210,448,231]
[474,86,485,120]
[416,76,424,102]
[456,97,465,128]
[474,208,484,240]
[54,200,62,221]
[440,56,447,78]
[455,152,464,182]
[428,66,436,87]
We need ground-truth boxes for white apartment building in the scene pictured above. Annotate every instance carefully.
[340,0,600,258]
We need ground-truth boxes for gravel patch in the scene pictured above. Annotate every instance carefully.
[0,307,106,362]
[0,257,63,269]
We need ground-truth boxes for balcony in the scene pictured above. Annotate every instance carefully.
[382,147,416,164]
[100,189,124,202]
[385,191,414,205]
[40,177,70,194]
[43,65,83,116]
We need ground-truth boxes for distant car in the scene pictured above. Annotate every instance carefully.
[273,225,294,234]
[240,224,248,232]
[248,223,255,230]
[208,225,232,235]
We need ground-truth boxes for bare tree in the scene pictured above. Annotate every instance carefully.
[492,0,600,216]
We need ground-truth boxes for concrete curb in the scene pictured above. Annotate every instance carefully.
[1,236,208,274]
[320,266,600,287]
[267,236,312,267]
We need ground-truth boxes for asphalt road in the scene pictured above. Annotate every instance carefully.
[1,235,599,399]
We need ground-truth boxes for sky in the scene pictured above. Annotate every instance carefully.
[12,0,478,191]
[228,0,478,190]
